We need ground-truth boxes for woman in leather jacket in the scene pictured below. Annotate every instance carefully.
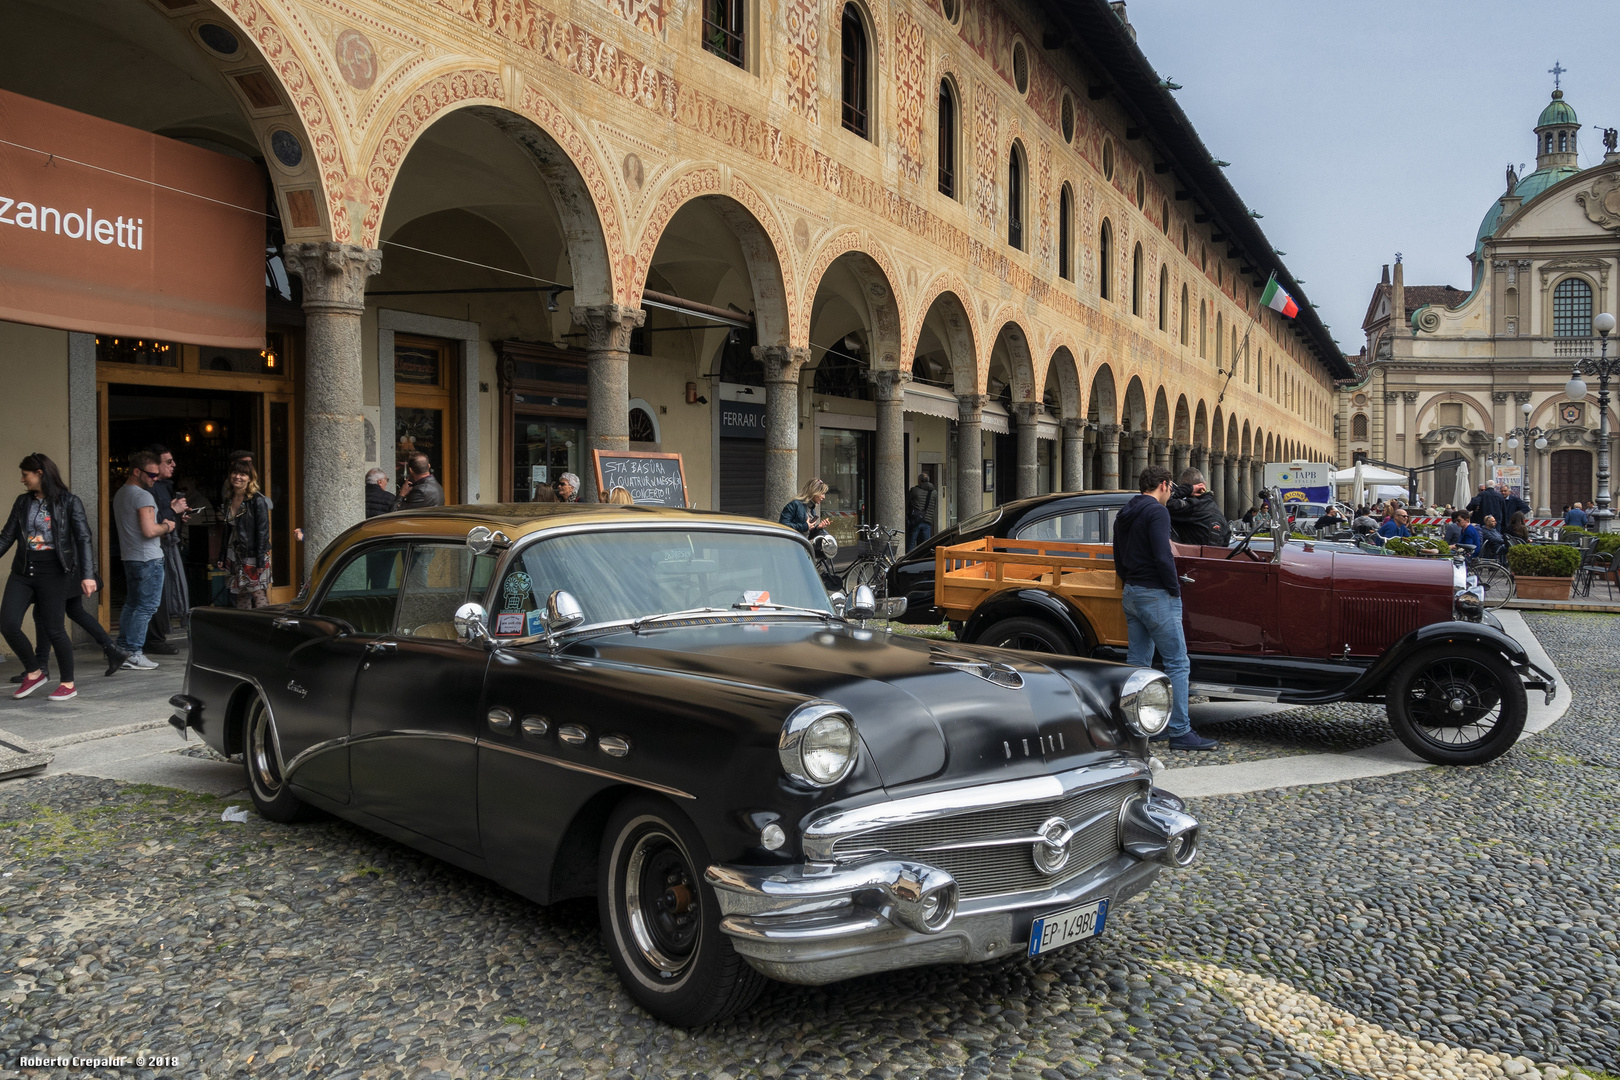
[0,454,127,700]
[219,459,273,608]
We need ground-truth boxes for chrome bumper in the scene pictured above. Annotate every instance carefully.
[705,787,1197,985]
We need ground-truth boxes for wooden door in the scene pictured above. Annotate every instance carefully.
[1549,449,1592,513]
[393,335,458,502]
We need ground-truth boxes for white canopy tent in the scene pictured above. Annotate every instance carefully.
[1333,464,1409,508]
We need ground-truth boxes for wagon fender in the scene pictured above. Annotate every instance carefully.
[960,589,1099,655]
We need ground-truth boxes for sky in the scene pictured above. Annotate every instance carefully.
[1126,0,1617,357]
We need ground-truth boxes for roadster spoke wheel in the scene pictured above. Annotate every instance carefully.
[1386,646,1526,766]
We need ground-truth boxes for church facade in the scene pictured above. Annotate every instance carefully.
[0,0,1343,614]
[1339,83,1618,519]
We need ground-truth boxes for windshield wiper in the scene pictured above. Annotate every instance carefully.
[731,601,834,621]
[631,607,733,632]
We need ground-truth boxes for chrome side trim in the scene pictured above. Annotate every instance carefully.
[280,729,480,779]
[1188,682,1283,702]
[190,662,284,773]
[479,740,695,800]
[802,759,1151,863]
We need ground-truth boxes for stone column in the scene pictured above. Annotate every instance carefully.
[1152,437,1171,471]
[1252,458,1265,506]
[957,393,988,519]
[573,304,646,502]
[1099,424,1122,490]
[1238,455,1254,513]
[872,370,909,536]
[1171,442,1190,480]
[757,345,811,521]
[1191,444,1208,479]
[1225,454,1241,517]
[1061,419,1084,492]
[1129,431,1150,485]
[1207,450,1226,517]
[1013,402,1040,499]
[1401,391,1419,468]
[282,242,382,578]
[1084,426,1099,491]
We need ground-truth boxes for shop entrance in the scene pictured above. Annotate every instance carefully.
[103,384,302,618]
[497,342,587,502]
[1550,448,1592,512]
[393,335,459,499]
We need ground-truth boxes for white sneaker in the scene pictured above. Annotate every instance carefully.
[122,653,159,670]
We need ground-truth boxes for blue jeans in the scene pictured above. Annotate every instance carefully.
[1121,584,1192,738]
[908,521,933,552]
[117,558,165,654]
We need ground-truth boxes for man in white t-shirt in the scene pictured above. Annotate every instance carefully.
[111,450,176,669]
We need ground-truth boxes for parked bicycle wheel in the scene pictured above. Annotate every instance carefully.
[842,558,888,598]
[1469,560,1515,609]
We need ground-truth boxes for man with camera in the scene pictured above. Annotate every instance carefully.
[1165,467,1228,547]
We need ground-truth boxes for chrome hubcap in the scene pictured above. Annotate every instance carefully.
[624,830,699,976]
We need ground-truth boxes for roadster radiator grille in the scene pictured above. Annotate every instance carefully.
[1339,597,1421,655]
[830,780,1145,900]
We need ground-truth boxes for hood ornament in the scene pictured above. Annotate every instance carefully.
[930,653,1024,689]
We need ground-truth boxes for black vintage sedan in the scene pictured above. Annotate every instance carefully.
[170,505,1197,1025]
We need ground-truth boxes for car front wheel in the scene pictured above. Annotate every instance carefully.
[598,796,766,1026]
[242,693,317,822]
[1385,645,1527,766]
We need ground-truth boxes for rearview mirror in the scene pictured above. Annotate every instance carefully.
[880,596,908,620]
[850,584,877,620]
[545,590,585,633]
[828,590,848,617]
[454,602,490,645]
[465,526,511,556]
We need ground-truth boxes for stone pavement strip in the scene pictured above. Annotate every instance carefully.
[0,616,1615,1080]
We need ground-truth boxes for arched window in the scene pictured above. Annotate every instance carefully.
[1232,329,1239,374]
[1158,265,1168,330]
[1098,218,1113,300]
[841,4,870,138]
[1559,131,1568,153]
[1352,413,1368,440]
[1008,142,1025,250]
[1058,184,1073,280]
[1546,133,1555,154]
[1553,276,1593,337]
[1180,283,1190,344]
[937,79,957,198]
[1131,243,1143,315]
[1198,302,1207,357]
[1215,312,1223,368]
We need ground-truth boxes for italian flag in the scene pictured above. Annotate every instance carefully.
[1260,273,1299,318]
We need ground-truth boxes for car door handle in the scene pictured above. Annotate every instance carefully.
[365,641,397,654]
[272,617,300,629]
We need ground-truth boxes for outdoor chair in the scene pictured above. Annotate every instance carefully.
[1574,551,1615,600]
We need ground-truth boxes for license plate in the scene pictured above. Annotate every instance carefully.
[1027,898,1107,956]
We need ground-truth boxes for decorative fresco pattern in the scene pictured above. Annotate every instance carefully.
[783,0,820,123]
[972,81,999,227]
[607,0,666,38]
[893,11,927,185]
[956,0,1057,128]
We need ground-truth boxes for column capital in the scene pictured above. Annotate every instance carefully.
[282,242,382,316]
[869,368,911,401]
[1491,391,1510,404]
[1239,454,1253,467]
[754,344,811,383]
[956,392,989,418]
[1011,400,1041,423]
[1062,417,1084,436]
[1172,441,1192,453]
[1208,449,1226,464]
[1099,423,1122,438]
[1152,436,1171,451]
[1401,391,1419,403]
[1129,429,1150,447]
[1383,391,1401,403]
[1512,390,1533,405]
[574,304,646,353]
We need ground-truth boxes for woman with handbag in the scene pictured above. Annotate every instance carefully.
[218,459,273,608]
[0,453,127,701]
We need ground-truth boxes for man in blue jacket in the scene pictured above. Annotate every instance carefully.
[1378,507,1413,539]
[1112,465,1217,751]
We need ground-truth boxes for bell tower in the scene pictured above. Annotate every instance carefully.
[1534,64,1579,169]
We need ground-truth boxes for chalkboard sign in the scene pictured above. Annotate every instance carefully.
[593,450,689,508]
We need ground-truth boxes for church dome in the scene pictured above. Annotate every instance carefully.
[1537,89,1577,127]
[1475,163,1580,256]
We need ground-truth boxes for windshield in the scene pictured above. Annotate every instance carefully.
[493,529,832,633]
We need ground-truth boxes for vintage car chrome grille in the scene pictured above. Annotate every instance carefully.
[830,780,1145,900]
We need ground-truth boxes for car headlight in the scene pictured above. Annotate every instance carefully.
[779,702,857,787]
[1453,590,1485,622]
[1120,669,1172,738]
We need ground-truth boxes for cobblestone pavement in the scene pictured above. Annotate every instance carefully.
[0,615,1615,1080]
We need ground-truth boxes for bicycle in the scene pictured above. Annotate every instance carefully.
[1453,545,1515,609]
[841,523,902,598]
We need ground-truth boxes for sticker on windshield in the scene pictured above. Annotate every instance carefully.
[526,610,548,637]
[742,590,770,608]
[494,612,525,636]
[502,572,533,612]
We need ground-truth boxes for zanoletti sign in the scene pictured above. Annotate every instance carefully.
[1263,462,1331,503]
[0,89,264,348]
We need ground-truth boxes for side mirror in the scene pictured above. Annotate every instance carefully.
[828,590,848,617]
[545,590,585,633]
[454,602,490,645]
[880,596,908,620]
[466,526,494,556]
[850,584,877,620]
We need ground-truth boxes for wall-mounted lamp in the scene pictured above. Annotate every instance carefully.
[546,285,574,313]
[685,381,707,405]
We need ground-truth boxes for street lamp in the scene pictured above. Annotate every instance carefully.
[1566,311,1618,531]
[1504,400,1549,511]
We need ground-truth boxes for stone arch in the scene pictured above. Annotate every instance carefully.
[1122,376,1148,432]
[1045,347,1082,418]
[1088,362,1118,425]
[1414,391,1495,434]
[633,172,795,346]
[1193,400,1209,451]
[358,71,624,306]
[1151,387,1170,439]
[1173,395,1191,443]
[1262,431,1274,462]
[802,230,908,370]
[910,280,979,396]
[1241,420,1252,459]
[1227,416,1240,456]
[986,315,1038,403]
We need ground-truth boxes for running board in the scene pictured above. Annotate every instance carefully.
[1189,683,1282,703]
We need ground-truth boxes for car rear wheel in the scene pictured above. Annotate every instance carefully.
[1385,645,1526,766]
[974,616,1076,654]
[599,796,766,1026]
[242,693,317,823]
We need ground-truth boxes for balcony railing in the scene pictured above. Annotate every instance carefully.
[1554,336,1596,357]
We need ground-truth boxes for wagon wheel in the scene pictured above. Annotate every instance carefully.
[1385,645,1526,766]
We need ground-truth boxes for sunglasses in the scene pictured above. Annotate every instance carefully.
[143,471,161,480]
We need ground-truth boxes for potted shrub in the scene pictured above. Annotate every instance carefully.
[1505,543,1582,600]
